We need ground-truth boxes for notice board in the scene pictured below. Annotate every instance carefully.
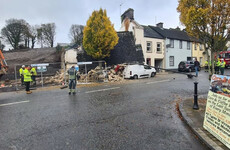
[203,74,230,149]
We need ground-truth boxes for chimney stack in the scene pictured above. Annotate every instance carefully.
[121,8,134,23]
[156,22,163,28]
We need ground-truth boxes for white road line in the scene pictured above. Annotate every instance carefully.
[85,87,120,94]
[146,79,171,85]
[0,100,30,107]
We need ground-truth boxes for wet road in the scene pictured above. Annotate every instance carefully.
[0,70,213,150]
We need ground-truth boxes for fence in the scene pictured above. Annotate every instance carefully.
[14,62,62,90]
[67,60,107,84]
[1,61,108,91]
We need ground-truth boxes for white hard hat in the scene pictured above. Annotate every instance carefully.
[22,65,25,68]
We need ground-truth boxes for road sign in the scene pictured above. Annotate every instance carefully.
[77,62,92,65]
[31,63,49,67]
[37,66,47,73]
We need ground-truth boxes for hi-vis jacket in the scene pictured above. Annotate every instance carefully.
[23,69,32,82]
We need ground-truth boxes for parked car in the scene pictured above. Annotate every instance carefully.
[124,64,156,79]
[178,61,201,72]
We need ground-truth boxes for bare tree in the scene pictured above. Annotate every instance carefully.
[41,23,56,47]
[29,25,39,49]
[1,19,29,49]
[69,24,84,45]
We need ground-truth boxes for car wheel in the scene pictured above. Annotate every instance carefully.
[151,72,156,77]
[133,75,138,79]
[188,68,192,72]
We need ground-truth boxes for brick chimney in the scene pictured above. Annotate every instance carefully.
[156,22,163,28]
[121,8,134,23]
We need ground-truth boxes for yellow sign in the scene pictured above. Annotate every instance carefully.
[203,91,230,149]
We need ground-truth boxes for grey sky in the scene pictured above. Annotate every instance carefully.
[0,0,182,49]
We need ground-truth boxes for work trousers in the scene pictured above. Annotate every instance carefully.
[69,79,76,92]
[220,67,224,75]
[32,75,36,85]
[25,82,30,91]
[214,66,219,74]
[20,76,24,85]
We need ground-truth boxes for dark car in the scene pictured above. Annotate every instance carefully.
[178,61,201,72]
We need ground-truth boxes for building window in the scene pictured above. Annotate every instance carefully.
[146,41,152,52]
[170,39,174,48]
[187,42,190,50]
[200,44,203,51]
[195,43,197,50]
[146,58,151,66]
[169,56,174,66]
[157,42,162,52]
[179,40,183,49]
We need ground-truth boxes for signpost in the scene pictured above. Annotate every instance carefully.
[203,74,230,149]
[31,63,49,87]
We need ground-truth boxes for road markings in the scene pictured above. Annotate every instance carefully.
[0,100,30,107]
[146,79,170,85]
[85,87,120,94]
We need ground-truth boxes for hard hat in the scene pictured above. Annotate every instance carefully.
[22,65,25,68]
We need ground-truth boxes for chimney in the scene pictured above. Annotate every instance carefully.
[156,22,163,28]
[121,8,134,23]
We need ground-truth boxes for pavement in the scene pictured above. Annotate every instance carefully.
[179,96,229,150]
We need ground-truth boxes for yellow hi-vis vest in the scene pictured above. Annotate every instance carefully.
[31,67,37,75]
[220,61,226,68]
[23,69,32,82]
[19,68,24,76]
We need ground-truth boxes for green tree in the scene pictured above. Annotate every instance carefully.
[177,0,230,77]
[83,8,119,59]
[1,19,29,49]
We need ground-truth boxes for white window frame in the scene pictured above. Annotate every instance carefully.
[146,41,152,52]
[170,39,174,48]
[187,41,190,50]
[179,40,183,49]
[156,42,162,52]
[200,44,203,51]
[169,56,174,66]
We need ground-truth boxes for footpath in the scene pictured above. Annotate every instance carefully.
[179,98,229,150]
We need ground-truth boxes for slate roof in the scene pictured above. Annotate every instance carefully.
[77,31,144,66]
[141,25,164,39]
[149,26,191,41]
[105,31,144,65]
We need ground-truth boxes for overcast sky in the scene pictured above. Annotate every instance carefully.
[0,0,183,49]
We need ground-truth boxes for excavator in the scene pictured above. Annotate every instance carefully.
[0,49,8,81]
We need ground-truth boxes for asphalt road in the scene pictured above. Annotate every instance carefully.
[0,70,214,150]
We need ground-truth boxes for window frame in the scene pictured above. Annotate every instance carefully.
[156,42,162,52]
[187,41,190,50]
[179,40,183,49]
[169,56,174,66]
[170,39,174,48]
[146,41,152,53]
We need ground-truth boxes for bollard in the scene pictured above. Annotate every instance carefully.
[193,81,199,110]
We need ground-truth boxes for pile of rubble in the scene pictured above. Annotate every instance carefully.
[84,64,126,82]
[39,71,65,85]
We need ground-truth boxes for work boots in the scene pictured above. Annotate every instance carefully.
[26,91,32,94]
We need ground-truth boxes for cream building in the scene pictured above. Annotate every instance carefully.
[191,41,206,66]
[119,9,165,68]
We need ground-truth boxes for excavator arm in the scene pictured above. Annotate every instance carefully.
[0,49,8,80]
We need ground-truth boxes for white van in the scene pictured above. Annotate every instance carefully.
[123,64,156,79]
